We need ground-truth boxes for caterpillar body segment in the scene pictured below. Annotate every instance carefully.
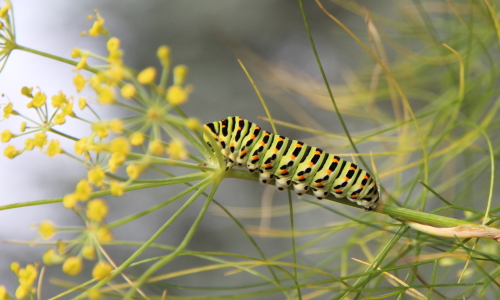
[290,147,327,195]
[310,154,342,200]
[258,135,290,184]
[203,117,379,211]
[274,139,307,191]
[236,121,261,167]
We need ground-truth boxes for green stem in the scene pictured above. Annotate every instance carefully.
[14,44,100,74]
[224,169,474,228]
[123,181,218,299]
[74,178,213,300]
[0,172,208,212]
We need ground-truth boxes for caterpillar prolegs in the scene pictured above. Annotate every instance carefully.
[203,117,379,211]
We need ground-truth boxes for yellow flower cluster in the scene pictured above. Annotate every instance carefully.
[10,262,38,299]
[0,7,203,290]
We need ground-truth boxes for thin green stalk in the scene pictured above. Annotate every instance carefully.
[123,181,218,299]
[14,44,100,74]
[72,179,213,300]
[238,59,277,135]
[288,190,299,293]
[106,179,208,228]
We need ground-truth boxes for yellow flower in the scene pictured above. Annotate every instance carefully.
[51,91,68,108]
[38,221,56,239]
[88,166,105,186]
[96,86,115,105]
[107,37,120,52]
[62,102,74,116]
[82,245,96,260]
[186,118,200,130]
[108,152,126,173]
[75,179,92,201]
[109,137,130,155]
[88,290,101,300]
[54,113,66,125]
[21,86,33,97]
[1,129,12,142]
[103,65,124,84]
[109,119,123,133]
[120,84,135,99]
[97,227,113,242]
[92,121,109,138]
[24,139,35,151]
[74,137,88,155]
[10,262,20,274]
[130,132,144,146]
[4,145,19,159]
[149,140,164,156]
[20,122,27,132]
[137,67,156,84]
[46,140,62,157]
[57,240,67,254]
[15,285,28,300]
[167,139,188,160]
[43,248,65,265]
[3,102,13,118]
[28,91,46,108]
[110,181,124,196]
[126,164,142,179]
[73,73,86,92]
[173,65,189,85]
[78,97,87,110]
[71,48,81,58]
[17,263,38,286]
[92,261,113,280]
[86,199,108,222]
[166,85,188,105]
[108,50,122,65]
[0,286,6,300]
[157,45,171,66]
[90,75,101,88]
[63,193,79,208]
[89,15,107,37]
[62,256,83,276]
[76,56,88,70]
[34,133,47,148]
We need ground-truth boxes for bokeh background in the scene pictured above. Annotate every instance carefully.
[0,0,382,297]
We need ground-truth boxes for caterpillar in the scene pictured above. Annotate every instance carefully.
[203,116,379,211]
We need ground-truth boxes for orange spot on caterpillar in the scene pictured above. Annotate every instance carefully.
[349,166,356,171]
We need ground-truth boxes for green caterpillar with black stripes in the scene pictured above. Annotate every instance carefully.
[203,116,379,211]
